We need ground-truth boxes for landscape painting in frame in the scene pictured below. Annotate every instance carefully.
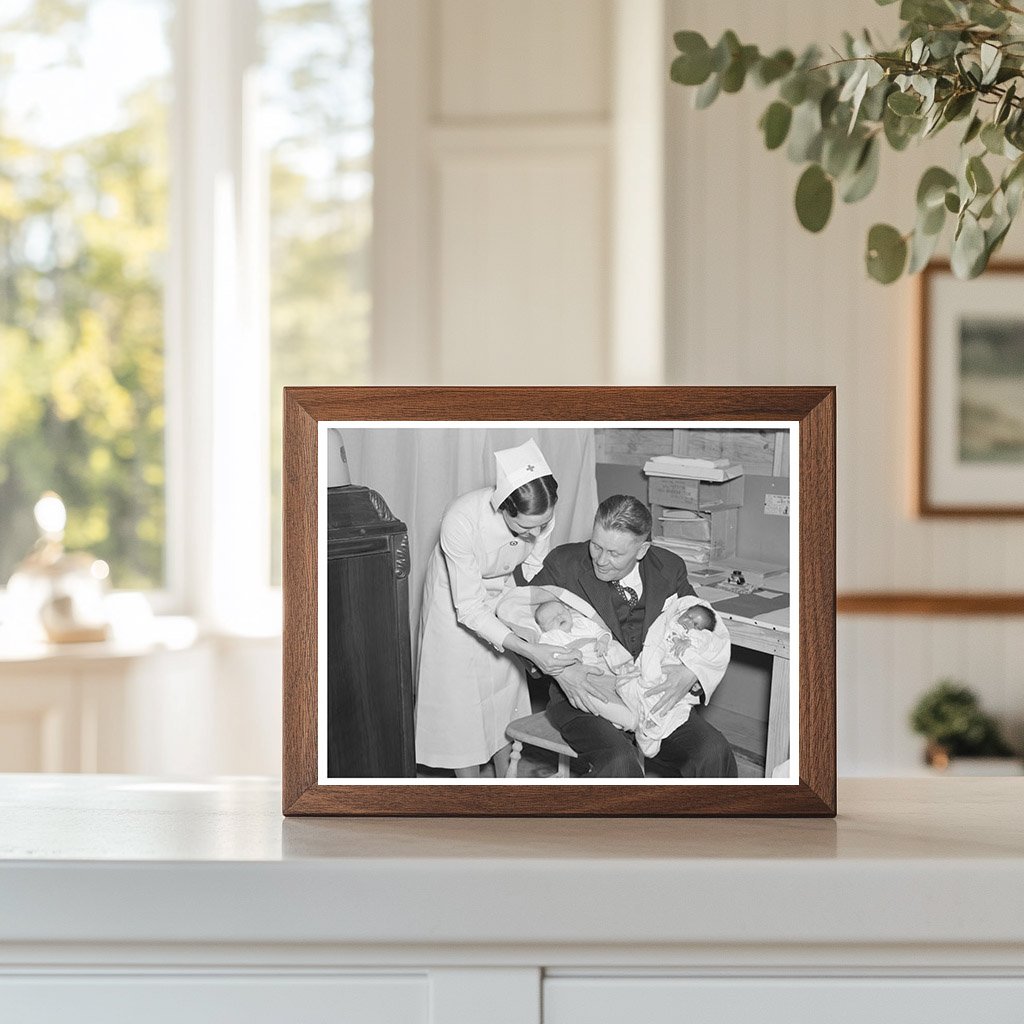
[919,262,1024,515]
[316,421,800,787]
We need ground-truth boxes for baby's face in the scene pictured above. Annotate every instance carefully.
[536,601,573,632]
[679,608,711,631]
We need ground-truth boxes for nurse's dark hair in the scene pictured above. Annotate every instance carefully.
[499,474,558,517]
[594,495,652,540]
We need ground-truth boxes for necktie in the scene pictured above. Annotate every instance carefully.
[613,581,639,609]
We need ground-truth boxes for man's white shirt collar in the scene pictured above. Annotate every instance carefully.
[620,562,643,598]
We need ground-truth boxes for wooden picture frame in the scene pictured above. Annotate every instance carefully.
[916,261,1024,517]
[282,387,836,816]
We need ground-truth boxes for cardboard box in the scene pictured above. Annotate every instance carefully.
[647,474,744,511]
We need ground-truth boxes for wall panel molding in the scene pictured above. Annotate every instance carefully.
[838,593,1024,616]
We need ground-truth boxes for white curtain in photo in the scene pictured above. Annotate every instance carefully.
[328,427,598,659]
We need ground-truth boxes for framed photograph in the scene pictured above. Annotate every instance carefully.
[917,261,1024,516]
[282,387,836,816]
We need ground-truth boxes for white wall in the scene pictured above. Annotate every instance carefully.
[373,0,641,385]
[665,0,1024,772]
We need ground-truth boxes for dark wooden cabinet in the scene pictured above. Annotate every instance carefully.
[326,485,414,778]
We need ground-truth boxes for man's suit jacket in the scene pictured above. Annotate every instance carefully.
[527,542,695,658]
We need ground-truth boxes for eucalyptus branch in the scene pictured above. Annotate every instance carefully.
[670,3,1024,283]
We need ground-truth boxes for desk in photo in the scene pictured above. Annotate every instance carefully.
[691,561,791,779]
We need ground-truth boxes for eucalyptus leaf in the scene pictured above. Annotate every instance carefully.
[866,223,908,283]
[779,74,807,106]
[951,211,986,278]
[884,106,921,150]
[913,75,937,112]
[860,79,892,122]
[995,82,1017,124]
[1003,157,1024,216]
[674,29,707,53]
[922,103,946,137]
[903,0,958,28]
[1006,171,1024,218]
[967,154,995,195]
[842,137,881,203]
[962,115,983,145]
[787,101,824,162]
[921,200,946,235]
[694,73,721,109]
[754,49,795,87]
[888,91,921,115]
[917,166,957,210]
[926,30,962,60]
[822,128,863,178]
[709,31,740,73]
[820,85,841,126]
[721,44,758,92]
[944,190,961,213]
[908,221,942,273]
[671,53,708,87]
[970,2,1009,30]
[981,122,1005,155]
[760,102,793,150]
[942,92,974,122]
[795,164,834,232]
[980,42,1002,87]
[986,211,1012,258]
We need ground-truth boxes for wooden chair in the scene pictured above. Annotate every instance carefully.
[505,712,577,778]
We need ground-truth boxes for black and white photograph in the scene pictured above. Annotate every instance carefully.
[318,422,797,784]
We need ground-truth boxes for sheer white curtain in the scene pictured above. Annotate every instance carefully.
[327,427,598,654]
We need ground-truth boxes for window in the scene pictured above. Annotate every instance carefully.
[0,0,172,589]
[261,0,373,582]
[0,0,374,617]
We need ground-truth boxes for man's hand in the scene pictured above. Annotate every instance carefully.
[556,662,619,713]
[647,665,700,715]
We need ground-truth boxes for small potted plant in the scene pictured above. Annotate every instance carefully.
[910,679,1019,772]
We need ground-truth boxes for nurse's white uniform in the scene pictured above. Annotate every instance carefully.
[414,487,554,768]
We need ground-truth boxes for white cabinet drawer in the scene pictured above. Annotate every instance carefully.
[545,977,1024,1023]
[0,974,427,1024]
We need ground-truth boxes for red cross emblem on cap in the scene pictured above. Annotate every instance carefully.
[526,464,534,471]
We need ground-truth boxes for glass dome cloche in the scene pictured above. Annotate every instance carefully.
[5,492,111,644]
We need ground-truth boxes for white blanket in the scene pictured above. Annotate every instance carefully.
[495,586,637,729]
[620,595,732,757]
[495,588,732,754]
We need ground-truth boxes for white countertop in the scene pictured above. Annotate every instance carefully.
[1,775,1022,952]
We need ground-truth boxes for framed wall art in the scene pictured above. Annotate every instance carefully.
[917,261,1024,517]
[282,387,836,816]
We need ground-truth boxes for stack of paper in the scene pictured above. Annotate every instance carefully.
[643,455,743,482]
[651,536,711,564]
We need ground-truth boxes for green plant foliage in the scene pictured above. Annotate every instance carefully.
[795,164,835,230]
[909,680,1016,757]
[866,222,909,281]
[759,101,793,149]
[670,0,1024,283]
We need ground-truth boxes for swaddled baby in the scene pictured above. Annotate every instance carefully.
[533,599,633,675]
[668,604,720,658]
[617,601,728,757]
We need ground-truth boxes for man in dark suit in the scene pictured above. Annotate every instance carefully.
[525,494,738,778]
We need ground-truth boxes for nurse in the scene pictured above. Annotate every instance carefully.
[414,439,579,777]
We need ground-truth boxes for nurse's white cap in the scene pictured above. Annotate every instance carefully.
[490,439,552,511]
